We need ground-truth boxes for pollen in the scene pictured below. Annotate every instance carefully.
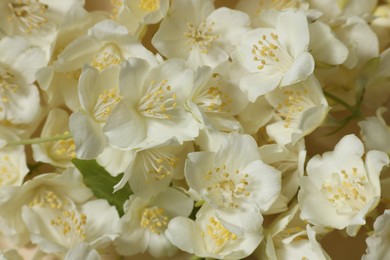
[51,132,76,160]
[321,167,369,214]
[275,88,314,128]
[138,79,177,119]
[94,87,122,122]
[141,149,180,182]
[8,0,49,33]
[139,0,159,12]
[91,44,123,71]
[140,206,169,234]
[251,32,293,72]
[0,71,19,105]
[185,21,219,54]
[51,210,87,241]
[204,165,251,208]
[0,155,19,187]
[206,216,237,247]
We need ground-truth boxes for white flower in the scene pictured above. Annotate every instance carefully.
[258,202,331,260]
[235,9,314,101]
[308,20,349,65]
[0,168,93,245]
[32,108,76,168]
[36,6,107,110]
[259,141,306,214]
[358,107,390,154]
[187,63,248,132]
[165,204,263,259]
[103,58,199,150]
[185,133,281,232]
[115,141,193,196]
[22,198,119,254]
[0,0,84,58]
[362,210,390,260]
[307,0,377,22]
[298,134,389,236]
[152,0,251,68]
[114,188,193,258]
[0,36,45,124]
[116,0,170,25]
[236,0,308,26]
[274,225,331,260]
[265,75,329,145]
[54,19,157,73]
[69,64,121,159]
[0,126,29,187]
[47,19,157,111]
[335,16,379,69]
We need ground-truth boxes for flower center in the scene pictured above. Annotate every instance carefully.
[29,190,68,210]
[185,21,219,54]
[50,132,76,160]
[138,79,177,119]
[205,165,251,208]
[276,88,314,128]
[321,167,369,215]
[140,206,169,234]
[94,88,122,123]
[91,44,123,71]
[8,0,48,33]
[195,74,233,113]
[50,210,87,246]
[0,155,19,187]
[252,32,293,72]
[139,0,159,11]
[140,150,180,182]
[0,70,18,108]
[202,216,237,249]
[110,0,123,19]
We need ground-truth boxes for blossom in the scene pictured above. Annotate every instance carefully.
[186,63,248,132]
[358,107,390,154]
[265,75,329,145]
[69,64,121,159]
[114,141,193,196]
[362,210,390,260]
[0,126,29,187]
[152,0,251,68]
[0,168,93,245]
[236,0,309,27]
[307,0,377,22]
[259,141,306,214]
[165,204,263,259]
[235,9,314,101]
[22,198,119,255]
[0,36,45,125]
[114,188,193,258]
[257,201,331,259]
[0,0,84,58]
[49,19,157,111]
[114,0,170,26]
[103,58,199,150]
[185,133,281,232]
[298,134,389,236]
[32,108,76,168]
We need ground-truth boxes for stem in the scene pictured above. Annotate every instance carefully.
[6,133,72,147]
[323,90,356,113]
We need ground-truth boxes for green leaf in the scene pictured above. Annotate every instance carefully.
[72,158,132,216]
